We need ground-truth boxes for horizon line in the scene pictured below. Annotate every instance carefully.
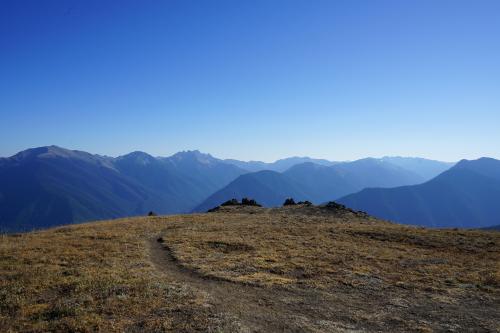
[0,144,477,164]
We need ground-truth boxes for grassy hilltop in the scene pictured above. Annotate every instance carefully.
[1,205,499,332]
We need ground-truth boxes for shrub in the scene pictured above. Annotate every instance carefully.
[324,201,346,210]
[241,198,261,207]
[283,198,296,206]
[221,199,240,206]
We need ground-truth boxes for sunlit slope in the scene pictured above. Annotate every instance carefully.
[1,206,498,332]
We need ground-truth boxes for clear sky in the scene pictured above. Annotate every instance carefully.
[1,0,499,162]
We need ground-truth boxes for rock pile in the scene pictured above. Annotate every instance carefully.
[207,198,262,212]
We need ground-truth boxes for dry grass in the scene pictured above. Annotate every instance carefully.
[160,205,500,331]
[162,206,500,293]
[0,217,224,332]
[1,205,499,332]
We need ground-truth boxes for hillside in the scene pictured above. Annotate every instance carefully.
[116,150,246,211]
[0,146,154,232]
[338,158,500,228]
[286,158,425,197]
[379,156,454,180]
[193,170,309,212]
[0,147,246,232]
[194,158,430,212]
[1,207,498,332]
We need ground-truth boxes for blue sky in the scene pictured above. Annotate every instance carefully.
[1,0,499,162]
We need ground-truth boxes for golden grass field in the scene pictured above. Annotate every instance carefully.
[1,205,499,332]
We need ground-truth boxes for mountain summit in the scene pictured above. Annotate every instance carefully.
[338,157,500,228]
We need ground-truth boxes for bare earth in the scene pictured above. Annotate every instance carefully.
[1,205,499,332]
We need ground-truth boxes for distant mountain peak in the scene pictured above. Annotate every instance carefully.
[170,150,217,165]
[353,157,381,163]
[287,161,329,171]
[453,157,500,181]
[12,146,81,160]
[117,151,156,165]
[7,146,117,170]
[223,156,337,172]
[274,156,336,165]
[338,157,500,228]
[456,157,496,166]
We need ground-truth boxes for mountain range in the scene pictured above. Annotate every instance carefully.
[223,157,338,172]
[0,146,246,232]
[193,158,443,212]
[338,158,500,228]
[7,145,494,232]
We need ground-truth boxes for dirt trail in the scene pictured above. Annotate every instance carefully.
[147,235,362,333]
[147,226,500,333]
